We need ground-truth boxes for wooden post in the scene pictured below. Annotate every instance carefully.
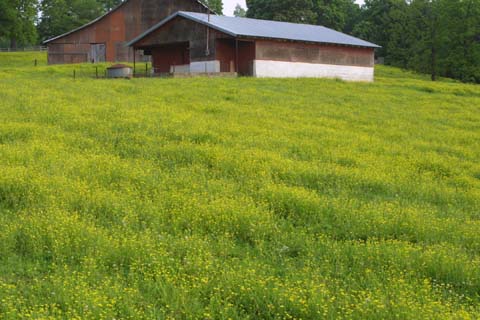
[145,62,148,77]
[133,48,136,77]
[73,69,76,79]
[235,39,239,74]
[96,66,98,79]
[34,59,37,67]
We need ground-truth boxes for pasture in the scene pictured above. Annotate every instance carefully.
[0,52,479,319]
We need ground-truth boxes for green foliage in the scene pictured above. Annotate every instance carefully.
[0,0,38,48]
[246,0,361,31]
[314,0,361,32]
[37,0,105,42]
[0,52,480,319]
[246,0,316,24]
[233,4,246,17]
[199,0,223,14]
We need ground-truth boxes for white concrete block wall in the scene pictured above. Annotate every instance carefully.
[253,60,375,82]
[170,64,190,73]
[190,60,220,73]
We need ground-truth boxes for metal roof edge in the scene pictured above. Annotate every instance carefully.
[313,25,380,48]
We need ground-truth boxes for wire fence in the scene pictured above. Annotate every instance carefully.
[70,63,154,79]
[0,46,47,52]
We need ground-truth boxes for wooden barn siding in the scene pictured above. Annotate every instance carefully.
[215,39,236,72]
[47,0,207,64]
[134,17,219,62]
[237,40,256,76]
[255,40,374,68]
[151,43,190,73]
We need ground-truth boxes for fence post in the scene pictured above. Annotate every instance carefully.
[145,63,148,77]
[34,59,37,67]
[73,69,76,79]
[96,66,98,79]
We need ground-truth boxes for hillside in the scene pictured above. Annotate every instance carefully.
[0,52,479,319]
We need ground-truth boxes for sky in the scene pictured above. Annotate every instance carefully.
[223,0,365,16]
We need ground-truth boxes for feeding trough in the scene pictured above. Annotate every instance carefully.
[106,64,133,79]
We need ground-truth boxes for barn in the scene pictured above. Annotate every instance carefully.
[43,0,211,64]
[127,12,380,81]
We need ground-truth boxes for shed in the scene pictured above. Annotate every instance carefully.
[43,0,212,64]
[127,12,380,81]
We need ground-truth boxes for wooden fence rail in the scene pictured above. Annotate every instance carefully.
[0,46,47,52]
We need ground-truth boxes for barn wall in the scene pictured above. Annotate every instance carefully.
[237,40,255,76]
[215,39,236,72]
[134,17,216,62]
[252,40,375,81]
[151,42,189,73]
[47,0,208,64]
[255,40,374,67]
[253,61,374,81]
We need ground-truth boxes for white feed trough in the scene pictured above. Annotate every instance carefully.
[107,64,133,79]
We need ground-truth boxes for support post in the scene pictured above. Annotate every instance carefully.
[235,39,239,75]
[133,47,136,77]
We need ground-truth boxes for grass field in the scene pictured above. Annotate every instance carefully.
[0,52,479,319]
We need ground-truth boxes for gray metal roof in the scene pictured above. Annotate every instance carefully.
[128,11,380,48]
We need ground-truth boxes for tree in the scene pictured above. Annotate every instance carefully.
[100,0,123,11]
[246,0,316,24]
[233,3,246,17]
[246,0,360,32]
[314,0,361,32]
[38,0,104,41]
[0,0,38,48]
[438,0,480,82]
[408,0,444,81]
[200,0,223,14]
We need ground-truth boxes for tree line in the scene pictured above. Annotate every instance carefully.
[1,0,479,82]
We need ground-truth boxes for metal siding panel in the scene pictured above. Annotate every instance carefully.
[255,40,374,68]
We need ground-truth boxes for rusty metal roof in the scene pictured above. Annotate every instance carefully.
[43,1,213,44]
[128,11,380,48]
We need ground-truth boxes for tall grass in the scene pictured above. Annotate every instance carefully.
[0,52,479,319]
